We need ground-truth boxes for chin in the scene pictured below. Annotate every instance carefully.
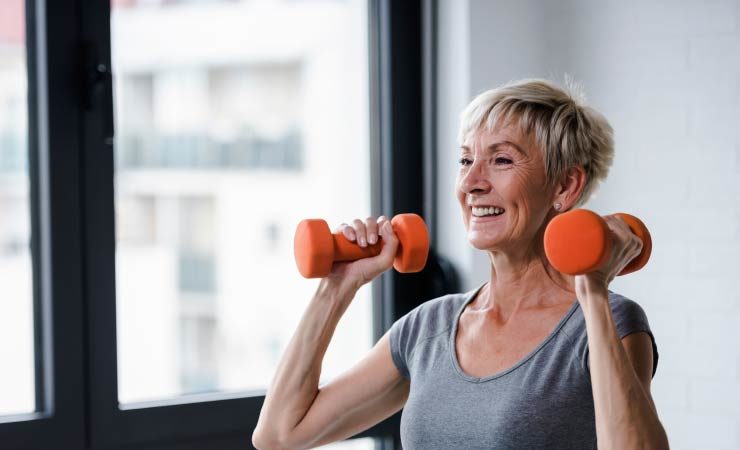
[467,234,501,251]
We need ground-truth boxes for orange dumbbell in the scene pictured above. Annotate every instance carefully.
[294,213,430,278]
[544,209,652,276]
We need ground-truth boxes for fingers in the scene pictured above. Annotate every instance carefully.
[336,222,356,242]
[377,215,389,231]
[605,215,631,238]
[365,216,378,245]
[605,215,643,259]
[336,216,390,247]
[353,219,368,246]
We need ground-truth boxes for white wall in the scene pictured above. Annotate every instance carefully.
[437,1,740,448]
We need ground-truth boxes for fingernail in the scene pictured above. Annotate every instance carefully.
[368,234,377,244]
[359,236,366,246]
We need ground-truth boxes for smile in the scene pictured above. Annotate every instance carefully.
[471,206,505,217]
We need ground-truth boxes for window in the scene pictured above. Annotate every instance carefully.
[0,0,34,417]
[0,1,434,449]
[112,0,374,404]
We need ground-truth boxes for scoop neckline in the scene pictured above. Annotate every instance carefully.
[449,282,580,383]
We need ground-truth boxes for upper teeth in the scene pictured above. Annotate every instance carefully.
[472,206,504,217]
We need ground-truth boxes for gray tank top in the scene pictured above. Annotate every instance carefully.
[389,283,658,450]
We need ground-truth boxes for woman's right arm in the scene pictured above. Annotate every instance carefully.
[252,217,410,450]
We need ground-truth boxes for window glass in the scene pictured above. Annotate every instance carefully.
[0,0,34,416]
[112,0,372,403]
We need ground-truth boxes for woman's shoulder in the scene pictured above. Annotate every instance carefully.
[392,289,476,339]
[579,290,659,377]
[607,290,639,306]
[408,291,472,323]
[606,290,653,337]
[563,290,653,337]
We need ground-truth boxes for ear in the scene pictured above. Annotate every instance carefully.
[552,166,587,210]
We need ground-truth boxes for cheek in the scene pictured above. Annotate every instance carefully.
[455,175,466,200]
[511,169,542,196]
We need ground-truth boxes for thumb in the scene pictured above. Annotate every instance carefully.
[377,220,399,268]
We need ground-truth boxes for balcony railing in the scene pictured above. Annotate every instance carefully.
[115,130,302,171]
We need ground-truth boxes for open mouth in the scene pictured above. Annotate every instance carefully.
[471,206,505,217]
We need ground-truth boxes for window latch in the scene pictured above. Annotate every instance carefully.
[83,42,115,146]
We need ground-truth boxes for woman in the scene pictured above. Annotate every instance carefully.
[253,79,669,449]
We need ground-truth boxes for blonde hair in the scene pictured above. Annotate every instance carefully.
[458,78,614,208]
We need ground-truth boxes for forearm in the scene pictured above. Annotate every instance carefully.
[580,289,668,450]
[254,279,356,445]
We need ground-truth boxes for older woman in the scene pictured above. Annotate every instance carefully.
[253,79,669,450]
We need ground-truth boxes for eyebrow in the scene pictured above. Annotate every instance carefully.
[460,141,526,155]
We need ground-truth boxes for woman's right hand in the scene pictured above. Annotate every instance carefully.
[324,215,399,292]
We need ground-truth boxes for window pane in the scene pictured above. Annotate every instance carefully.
[0,0,35,416]
[112,0,372,403]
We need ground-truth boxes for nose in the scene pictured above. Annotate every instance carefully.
[459,159,492,195]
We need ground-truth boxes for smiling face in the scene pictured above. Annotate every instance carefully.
[456,120,555,253]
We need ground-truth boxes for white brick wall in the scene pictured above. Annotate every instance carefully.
[437,1,740,448]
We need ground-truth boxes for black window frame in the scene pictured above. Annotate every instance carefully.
[0,0,442,449]
[0,0,87,448]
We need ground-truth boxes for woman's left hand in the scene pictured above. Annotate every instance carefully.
[574,214,644,300]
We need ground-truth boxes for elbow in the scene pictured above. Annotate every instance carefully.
[637,426,669,450]
[650,418,670,450]
[656,426,670,450]
[252,426,290,450]
[648,438,670,450]
[251,428,270,450]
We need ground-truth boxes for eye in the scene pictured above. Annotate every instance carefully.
[458,157,473,166]
[495,157,512,165]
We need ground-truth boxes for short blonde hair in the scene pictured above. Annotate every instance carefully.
[458,78,614,208]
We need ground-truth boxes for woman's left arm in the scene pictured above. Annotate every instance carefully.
[575,214,669,450]
[578,282,669,450]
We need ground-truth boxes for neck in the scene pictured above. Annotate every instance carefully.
[473,244,574,322]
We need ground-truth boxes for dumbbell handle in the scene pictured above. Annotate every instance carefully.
[333,233,383,261]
